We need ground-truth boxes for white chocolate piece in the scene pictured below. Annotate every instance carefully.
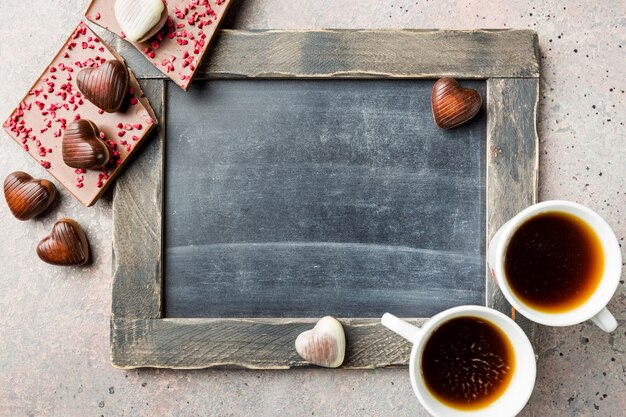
[295,316,346,368]
[114,0,168,43]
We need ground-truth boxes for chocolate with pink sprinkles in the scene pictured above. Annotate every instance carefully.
[2,22,157,207]
[85,0,233,90]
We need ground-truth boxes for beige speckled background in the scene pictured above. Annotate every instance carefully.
[0,1,624,416]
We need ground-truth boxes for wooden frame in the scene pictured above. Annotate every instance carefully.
[106,29,539,369]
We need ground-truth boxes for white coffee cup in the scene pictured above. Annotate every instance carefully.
[382,306,536,417]
[488,200,621,332]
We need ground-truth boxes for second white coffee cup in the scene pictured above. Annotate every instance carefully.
[382,306,536,417]
[487,200,621,332]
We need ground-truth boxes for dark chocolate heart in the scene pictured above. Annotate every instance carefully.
[77,60,129,113]
[62,119,111,170]
[37,218,90,266]
[431,78,483,129]
[3,171,57,221]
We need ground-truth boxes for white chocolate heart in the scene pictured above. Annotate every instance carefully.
[295,316,346,368]
[114,0,168,43]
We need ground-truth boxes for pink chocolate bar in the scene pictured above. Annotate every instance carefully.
[2,22,157,207]
[85,0,233,90]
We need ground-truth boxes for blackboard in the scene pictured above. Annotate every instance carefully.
[109,29,539,369]
[163,79,487,318]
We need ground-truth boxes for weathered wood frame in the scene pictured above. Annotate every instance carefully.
[107,29,540,369]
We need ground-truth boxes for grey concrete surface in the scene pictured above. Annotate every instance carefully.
[0,1,624,416]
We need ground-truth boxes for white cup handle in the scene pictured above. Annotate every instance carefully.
[590,307,618,333]
[381,313,422,344]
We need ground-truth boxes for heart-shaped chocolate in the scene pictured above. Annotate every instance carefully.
[115,0,168,43]
[77,60,129,113]
[3,171,57,221]
[62,119,111,170]
[37,218,90,266]
[431,78,483,129]
[295,316,346,368]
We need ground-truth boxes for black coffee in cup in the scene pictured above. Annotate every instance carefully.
[504,211,604,313]
[421,316,515,410]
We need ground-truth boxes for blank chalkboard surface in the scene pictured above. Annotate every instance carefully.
[163,79,486,318]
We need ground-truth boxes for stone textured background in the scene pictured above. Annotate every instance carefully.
[0,1,624,416]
